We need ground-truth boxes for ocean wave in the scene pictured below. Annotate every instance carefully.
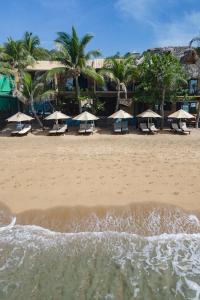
[1,202,200,299]
[1,224,200,299]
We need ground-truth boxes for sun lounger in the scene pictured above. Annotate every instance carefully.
[114,122,122,133]
[49,124,60,135]
[11,123,24,136]
[78,123,87,134]
[17,124,32,136]
[171,123,186,134]
[85,123,94,134]
[149,123,159,133]
[139,123,150,133]
[179,122,191,134]
[56,125,68,135]
[121,120,129,133]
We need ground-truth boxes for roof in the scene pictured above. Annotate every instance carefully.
[26,59,106,71]
[26,61,64,71]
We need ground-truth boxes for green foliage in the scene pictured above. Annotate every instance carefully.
[52,26,103,112]
[100,56,138,111]
[54,26,101,71]
[102,56,138,84]
[23,32,40,58]
[92,98,105,114]
[136,52,187,104]
[20,72,56,102]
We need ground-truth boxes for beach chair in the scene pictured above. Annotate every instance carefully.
[11,123,24,136]
[17,124,32,136]
[149,123,159,134]
[171,123,185,134]
[113,122,122,133]
[85,123,94,134]
[121,120,129,133]
[56,124,68,135]
[49,124,60,135]
[139,123,150,133]
[78,123,87,134]
[179,122,191,134]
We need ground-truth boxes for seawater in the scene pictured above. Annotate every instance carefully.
[1,204,200,300]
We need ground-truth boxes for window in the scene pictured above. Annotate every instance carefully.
[66,78,74,91]
[188,79,198,95]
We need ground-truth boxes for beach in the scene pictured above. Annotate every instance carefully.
[1,130,200,299]
[0,129,200,216]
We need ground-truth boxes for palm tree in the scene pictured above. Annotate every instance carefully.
[138,52,187,129]
[22,31,40,58]
[49,26,103,113]
[100,57,138,112]
[18,72,55,128]
[2,37,34,91]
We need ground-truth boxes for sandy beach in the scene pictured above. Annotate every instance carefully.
[0,129,200,216]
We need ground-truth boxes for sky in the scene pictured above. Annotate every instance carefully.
[0,0,200,56]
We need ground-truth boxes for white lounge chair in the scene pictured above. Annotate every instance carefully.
[139,123,150,133]
[17,124,32,136]
[114,122,122,133]
[121,120,129,133]
[171,123,186,134]
[11,123,24,136]
[78,123,87,134]
[56,125,68,135]
[179,122,191,134]
[149,123,159,133]
[49,124,60,135]
[85,123,94,134]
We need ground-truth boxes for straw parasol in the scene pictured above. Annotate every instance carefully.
[73,111,99,121]
[45,111,70,121]
[137,109,161,128]
[7,112,34,122]
[168,109,194,119]
[137,109,162,119]
[108,109,133,119]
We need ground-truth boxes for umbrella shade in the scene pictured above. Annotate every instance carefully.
[73,111,99,121]
[7,112,34,122]
[45,111,70,120]
[108,109,133,119]
[168,109,194,119]
[137,109,162,118]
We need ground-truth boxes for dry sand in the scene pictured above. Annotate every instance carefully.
[0,129,200,215]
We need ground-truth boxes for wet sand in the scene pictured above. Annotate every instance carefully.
[0,129,200,217]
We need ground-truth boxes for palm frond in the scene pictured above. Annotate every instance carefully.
[82,67,104,85]
[46,67,67,80]
[85,50,101,60]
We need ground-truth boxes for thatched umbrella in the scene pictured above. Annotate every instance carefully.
[73,111,99,131]
[108,109,133,119]
[137,109,161,128]
[45,111,70,121]
[73,111,99,122]
[168,109,194,120]
[7,112,34,123]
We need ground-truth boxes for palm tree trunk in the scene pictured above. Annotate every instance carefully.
[115,84,120,112]
[160,88,166,130]
[195,100,200,128]
[75,76,82,113]
[92,79,97,114]
[30,94,43,128]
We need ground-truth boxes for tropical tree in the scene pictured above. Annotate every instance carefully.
[49,26,103,113]
[100,57,138,112]
[137,52,187,128]
[23,32,40,57]
[1,37,34,91]
[22,31,51,60]
[17,72,55,128]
